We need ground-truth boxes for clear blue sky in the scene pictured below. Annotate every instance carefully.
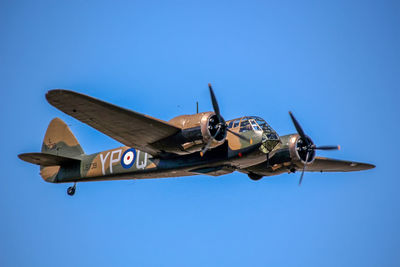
[1,0,399,266]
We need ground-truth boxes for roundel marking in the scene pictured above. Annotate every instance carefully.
[121,148,136,169]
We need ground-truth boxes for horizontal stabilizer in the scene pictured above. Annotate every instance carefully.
[18,153,81,166]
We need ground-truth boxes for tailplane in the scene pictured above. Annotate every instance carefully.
[18,153,81,166]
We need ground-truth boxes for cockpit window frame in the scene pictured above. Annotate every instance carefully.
[227,116,279,140]
[239,118,252,132]
[249,119,262,131]
[233,119,240,128]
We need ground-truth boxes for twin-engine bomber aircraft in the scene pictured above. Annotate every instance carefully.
[19,84,375,196]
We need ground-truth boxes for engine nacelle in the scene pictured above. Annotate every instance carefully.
[286,134,316,166]
[158,112,227,154]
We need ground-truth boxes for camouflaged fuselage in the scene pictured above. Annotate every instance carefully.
[44,120,281,183]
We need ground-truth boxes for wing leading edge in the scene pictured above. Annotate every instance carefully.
[46,90,181,156]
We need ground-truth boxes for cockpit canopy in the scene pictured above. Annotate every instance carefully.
[227,116,279,140]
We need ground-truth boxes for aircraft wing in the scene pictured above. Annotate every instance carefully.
[46,89,181,156]
[241,155,374,177]
[304,157,375,172]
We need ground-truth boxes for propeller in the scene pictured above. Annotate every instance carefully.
[288,111,340,185]
[200,84,250,156]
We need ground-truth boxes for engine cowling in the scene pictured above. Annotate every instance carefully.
[161,111,227,154]
[287,134,316,165]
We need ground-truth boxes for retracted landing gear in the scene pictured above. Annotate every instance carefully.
[67,182,76,196]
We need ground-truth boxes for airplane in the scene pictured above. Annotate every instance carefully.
[18,84,375,196]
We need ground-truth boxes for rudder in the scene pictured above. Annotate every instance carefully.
[42,118,84,157]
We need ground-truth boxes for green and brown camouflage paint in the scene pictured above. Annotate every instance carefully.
[34,116,279,183]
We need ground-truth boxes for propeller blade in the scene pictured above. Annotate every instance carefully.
[208,83,221,118]
[200,124,222,156]
[298,151,310,186]
[289,111,309,146]
[200,139,212,157]
[314,145,340,151]
[227,128,251,142]
[287,111,340,186]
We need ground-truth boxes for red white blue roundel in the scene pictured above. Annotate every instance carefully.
[121,148,136,169]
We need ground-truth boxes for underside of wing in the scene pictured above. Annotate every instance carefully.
[305,157,375,172]
[46,90,181,156]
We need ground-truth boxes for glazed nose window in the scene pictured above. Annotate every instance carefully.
[249,119,262,131]
[239,119,251,132]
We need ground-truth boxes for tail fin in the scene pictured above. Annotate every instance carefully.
[42,118,84,157]
[19,118,84,183]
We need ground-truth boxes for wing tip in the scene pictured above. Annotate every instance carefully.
[18,152,40,165]
[46,89,72,100]
[363,163,376,170]
[349,162,375,171]
[46,89,66,104]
